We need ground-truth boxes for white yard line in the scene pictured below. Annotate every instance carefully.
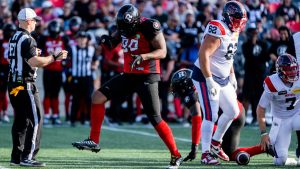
[102,126,191,143]
[0,165,9,169]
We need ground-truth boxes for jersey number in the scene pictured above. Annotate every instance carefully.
[286,97,296,110]
[225,43,237,60]
[9,43,16,58]
[122,38,138,52]
[208,25,217,34]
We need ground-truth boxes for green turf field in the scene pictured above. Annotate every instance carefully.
[0,123,298,169]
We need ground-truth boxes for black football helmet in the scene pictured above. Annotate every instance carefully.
[276,54,299,83]
[48,20,62,38]
[3,23,17,40]
[69,16,82,34]
[222,0,247,32]
[171,68,194,97]
[116,4,140,36]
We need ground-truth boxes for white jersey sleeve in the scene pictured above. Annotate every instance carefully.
[204,20,226,38]
[258,90,272,108]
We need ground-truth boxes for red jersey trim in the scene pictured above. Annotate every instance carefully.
[264,76,277,92]
[209,21,226,35]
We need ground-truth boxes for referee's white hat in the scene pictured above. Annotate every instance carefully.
[17,8,42,21]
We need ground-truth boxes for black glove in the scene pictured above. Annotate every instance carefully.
[52,51,64,61]
[130,54,143,71]
[100,35,112,48]
[183,144,198,162]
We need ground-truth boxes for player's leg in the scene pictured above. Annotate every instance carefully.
[42,70,51,125]
[72,74,135,152]
[192,77,220,165]
[292,114,300,161]
[296,131,300,158]
[212,84,239,161]
[137,81,182,168]
[270,117,291,166]
[50,71,63,125]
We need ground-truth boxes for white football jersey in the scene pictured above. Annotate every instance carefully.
[259,74,300,119]
[194,20,239,78]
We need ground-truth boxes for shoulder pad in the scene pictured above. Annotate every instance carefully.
[263,76,277,93]
[205,20,226,37]
[140,19,161,40]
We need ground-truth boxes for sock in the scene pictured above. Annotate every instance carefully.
[43,97,51,115]
[212,114,234,142]
[201,120,214,153]
[52,97,59,116]
[154,120,181,157]
[135,96,142,115]
[89,103,105,144]
[191,115,202,145]
[0,91,4,111]
[231,145,264,160]
[173,97,183,118]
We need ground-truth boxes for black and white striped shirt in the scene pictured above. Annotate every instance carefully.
[8,28,37,83]
[69,45,96,77]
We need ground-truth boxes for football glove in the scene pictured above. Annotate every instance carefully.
[229,73,237,90]
[183,144,198,162]
[205,77,219,99]
[130,54,143,71]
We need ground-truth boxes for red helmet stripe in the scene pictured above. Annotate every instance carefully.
[209,21,226,35]
[264,76,277,92]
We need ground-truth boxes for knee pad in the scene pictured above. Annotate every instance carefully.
[273,157,287,166]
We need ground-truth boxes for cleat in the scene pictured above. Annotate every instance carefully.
[211,140,229,161]
[3,114,10,123]
[201,151,220,165]
[10,160,20,166]
[53,118,62,125]
[20,159,46,167]
[266,144,276,157]
[72,138,101,153]
[166,155,183,169]
[296,147,300,158]
[235,151,250,165]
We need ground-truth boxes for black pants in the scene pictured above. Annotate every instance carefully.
[159,81,170,121]
[99,73,162,126]
[8,82,42,162]
[71,76,94,124]
[43,69,63,98]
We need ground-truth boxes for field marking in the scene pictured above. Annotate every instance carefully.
[0,166,9,169]
[102,126,191,143]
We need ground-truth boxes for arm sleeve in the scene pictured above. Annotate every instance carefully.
[21,37,36,61]
[140,19,161,40]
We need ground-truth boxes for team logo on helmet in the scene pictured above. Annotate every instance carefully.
[124,13,133,23]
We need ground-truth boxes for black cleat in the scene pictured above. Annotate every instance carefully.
[266,144,276,157]
[72,138,101,153]
[296,147,300,158]
[10,160,20,166]
[166,155,183,169]
[20,159,46,167]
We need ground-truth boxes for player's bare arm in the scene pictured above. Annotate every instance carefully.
[257,105,270,151]
[140,32,167,60]
[199,34,221,78]
[28,49,68,67]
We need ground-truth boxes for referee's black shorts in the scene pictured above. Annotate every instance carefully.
[99,73,162,125]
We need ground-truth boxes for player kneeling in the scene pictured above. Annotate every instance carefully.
[257,54,300,166]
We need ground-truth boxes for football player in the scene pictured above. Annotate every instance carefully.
[0,23,16,123]
[191,0,247,164]
[171,68,275,165]
[72,4,183,169]
[258,54,300,166]
[38,19,65,125]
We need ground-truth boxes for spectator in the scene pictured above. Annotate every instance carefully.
[40,1,57,24]
[152,3,168,25]
[58,2,75,31]
[11,0,33,22]
[73,0,91,21]
[86,1,105,30]
[245,0,268,23]
[276,0,300,22]
[242,24,270,125]
[268,16,285,42]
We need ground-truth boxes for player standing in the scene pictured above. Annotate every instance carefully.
[72,4,182,168]
[191,0,247,164]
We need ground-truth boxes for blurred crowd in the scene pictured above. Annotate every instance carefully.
[0,0,300,127]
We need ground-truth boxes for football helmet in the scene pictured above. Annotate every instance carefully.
[235,151,250,165]
[222,0,247,32]
[48,20,62,38]
[116,4,140,36]
[276,54,299,83]
[69,16,82,34]
[3,23,16,40]
[171,68,194,97]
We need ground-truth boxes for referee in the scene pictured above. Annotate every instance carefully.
[8,8,67,167]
